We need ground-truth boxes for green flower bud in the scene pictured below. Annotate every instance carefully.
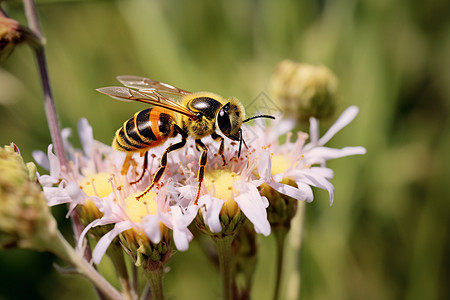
[260,182,298,230]
[0,144,58,250]
[269,60,338,122]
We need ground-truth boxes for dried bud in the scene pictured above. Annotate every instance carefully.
[0,144,58,250]
[269,60,338,122]
[0,16,41,59]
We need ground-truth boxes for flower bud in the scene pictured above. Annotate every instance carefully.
[119,192,171,268]
[260,182,298,229]
[269,60,338,122]
[0,17,40,59]
[0,144,58,250]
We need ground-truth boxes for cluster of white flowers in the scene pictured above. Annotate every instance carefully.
[34,106,365,264]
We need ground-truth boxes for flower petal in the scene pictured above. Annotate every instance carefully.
[199,195,224,233]
[234,183,271,236]
[46,145,60,178]
[269,181,307,201]
[78,118,94,158]
[170,205,197,251]
[93,221,134,264]
[258,150,271,180]
[318,106,359,146]
[32,150,50,171]
[142,215,161,244]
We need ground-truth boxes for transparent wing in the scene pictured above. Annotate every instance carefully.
[116,75,191,96]
[96,86,198,120]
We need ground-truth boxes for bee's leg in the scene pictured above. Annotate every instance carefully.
[121,153,133,175]
[136,125,187,200]
[211,132,226,166]
[194,139,208,205]
[130,151,148,185]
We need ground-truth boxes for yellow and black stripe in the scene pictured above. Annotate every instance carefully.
[113,107,176,153]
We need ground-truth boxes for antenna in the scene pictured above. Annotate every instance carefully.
[238,114,275,157]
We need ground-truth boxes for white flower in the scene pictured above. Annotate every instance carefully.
[253,106,366,205]
[84,180,196,264]
[176,138,271,236]
[33,118,196,264]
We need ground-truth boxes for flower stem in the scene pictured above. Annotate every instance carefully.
[107,241,135,300]
[286,201,305,300]
[143,266,164,300]
[273,226,288,300]
[40,230,123,300]
[22,0,67,168]
[214,235,235,300]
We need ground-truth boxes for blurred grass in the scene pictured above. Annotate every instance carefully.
[1,0,449,299]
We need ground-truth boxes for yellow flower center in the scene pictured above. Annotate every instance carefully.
[204,169,241,216]
[79,173,113,218]
[124,192,158,223]
[270,154,291,175]
[80,172,112,198]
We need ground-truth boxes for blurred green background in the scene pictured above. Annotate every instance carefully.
[1,0,449,299]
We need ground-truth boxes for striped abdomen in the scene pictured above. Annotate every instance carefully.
[113,107,176,153]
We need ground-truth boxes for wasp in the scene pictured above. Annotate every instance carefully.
[97,76,274,204]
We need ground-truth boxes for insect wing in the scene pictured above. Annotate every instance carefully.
[97,86,198,120]
[117,75,191,96]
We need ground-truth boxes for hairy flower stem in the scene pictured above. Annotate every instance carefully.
[143,267,164,300]
[42,230,123,300]
[214,235,235,300]
[273,226,288,300]
[22,0,67,168]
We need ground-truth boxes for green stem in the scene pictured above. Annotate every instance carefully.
[273,227,288,300]
[214,235,235,300]
[286,201,305,300]
[40,230,123,300]
[107,241,135,300]
[143,266,164,300]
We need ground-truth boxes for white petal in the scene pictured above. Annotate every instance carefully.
[142,215,161,244]
[78,118,94,158]
[267,119,295,143]
[295,182,314,202]
[258,150,271,180]
[42,186,71,206]
[38,174,59,186]
[32,150,50,171]
[318,106,359,146]
[302,172,335,205]
[77,219,103,252]
[93,221,134,264]
[199,195,224,233]
[46,145,61,178]
[269,181,307,201]
[305,146,366,164]
[234,183,271,236]
[170,205,197,251]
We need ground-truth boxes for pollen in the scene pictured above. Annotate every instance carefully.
[204,170,241,216]
[125,192,158,223]
[270,154,290,175]
[80,172,113,198]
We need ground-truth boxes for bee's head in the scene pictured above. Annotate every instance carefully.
[217,98,275,157]
[216,98,245,141]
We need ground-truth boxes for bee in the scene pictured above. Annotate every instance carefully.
[97,76,274,204]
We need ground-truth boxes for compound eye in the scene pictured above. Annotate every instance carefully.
[217,105,231,135]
